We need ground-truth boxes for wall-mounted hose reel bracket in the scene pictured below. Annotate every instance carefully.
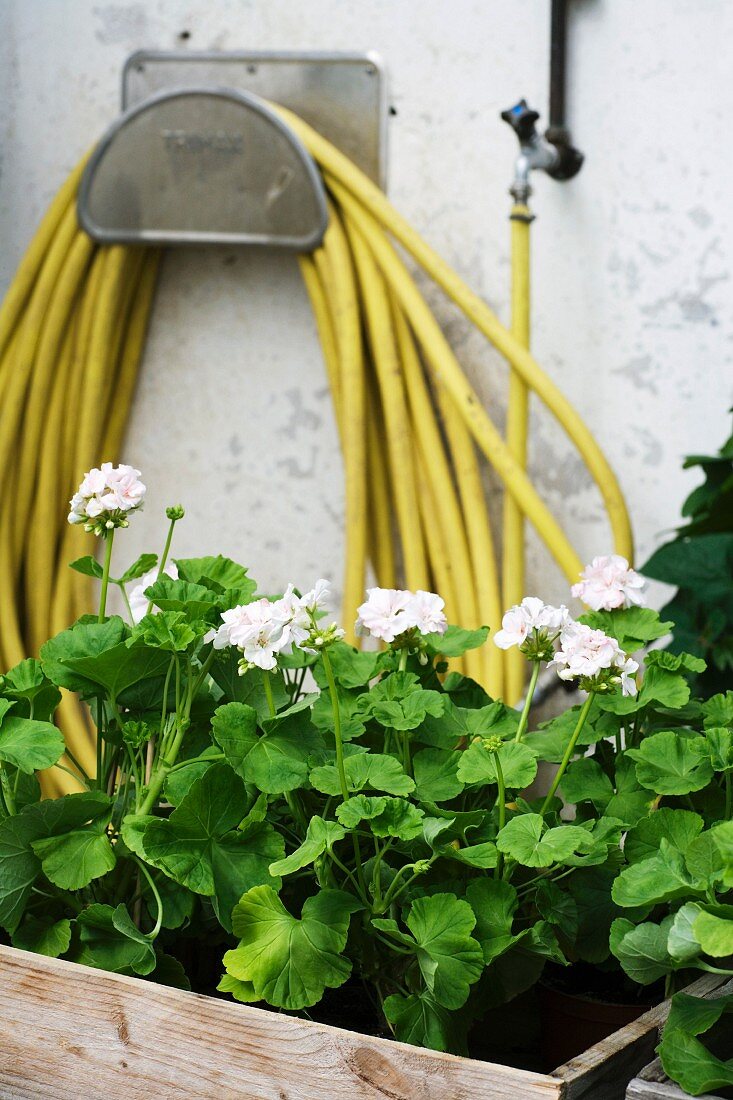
[77,50,387,249]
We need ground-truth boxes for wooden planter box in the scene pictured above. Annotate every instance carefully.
[0,945,725,1100]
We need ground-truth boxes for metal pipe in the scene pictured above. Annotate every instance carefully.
[549,0,567,132]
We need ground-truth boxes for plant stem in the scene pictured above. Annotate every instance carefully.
[321,647,368,898]
[396,648,412,773]
[98,530,115,622]
[515,660,541,742]
[494,752,506,880]
[321,649,349,803]
[133,857,164,941]
[145,513,178,616]
[540,693,595,815]
[263,669,277,719]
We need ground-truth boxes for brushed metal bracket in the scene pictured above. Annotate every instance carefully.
[77,51,387,250]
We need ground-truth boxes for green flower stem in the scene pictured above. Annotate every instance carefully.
[145,511,179,616]
[116,581,134,625]
[133,857,164,941]
[321,647,368,898]
[514,660,541,742]
[52,762,90,791]
[493,752,506,880]
[98,530,115,622]
[320,650,349,804]
[540,692,595,815]
[396,648,412,773]
[62,744,91,782]
[263,669,277,719]
[380,855,436,911]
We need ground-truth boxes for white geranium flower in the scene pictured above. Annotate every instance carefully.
[356,588,413,643]
[129,562,179,624]
[405,590,448,636]
[571,554,646,612]
[68,462,146,534]
[493,596,569,651]
[551,621,638,695]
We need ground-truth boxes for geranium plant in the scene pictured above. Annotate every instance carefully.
[0,466,730,1078]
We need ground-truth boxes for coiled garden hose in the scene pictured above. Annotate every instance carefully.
[0,108,632,794]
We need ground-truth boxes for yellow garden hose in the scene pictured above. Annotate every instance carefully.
[0,106,633,795]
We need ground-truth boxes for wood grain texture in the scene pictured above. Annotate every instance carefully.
[551,974,726,1100]
[0,946,561,1100]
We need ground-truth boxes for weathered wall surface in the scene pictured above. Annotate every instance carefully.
[1,1,731,612]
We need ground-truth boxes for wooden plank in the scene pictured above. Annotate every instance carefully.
[550,974,726,1100]
[0,946,561,1100]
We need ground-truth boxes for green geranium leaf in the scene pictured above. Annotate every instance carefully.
[625,808,704,864]
[60,642,172,699]
[685,831,725,885]
[645,650,707,675]
[358,672,444,731]
[604,755,656,827]
[212,702,321,794]
[580,607,673,651]
[116,552,158,584]
[383,991,465,1054]
[31,824,116,890]
[612,842,703,908]
[12,916,71,957]
[40,618,127,693]
[659,992,733,1096]
[526,705,602,763]
[417,698,518,749]
[413,748,464,801]
[209,656,288,717]
[714,820,733,887]
[0,792,112,931]
[224,885,361,1010]
[269,816,346,877]
[1,658,54,703]
[628,731,714,795]
[335,794,387,828]
[693,906,733,957]
[217,972,259,1003]
[639,666,691,710]
[559,757,613,808]
[705,727,733,771]
[142,763,284,931]
[496,814,594,868]
[143,578,219,619]
[70,903,155,975]
[310,753,415,797]
[175,555,256,600]
[457,740,537,790]
[536,880,579,940]
[610,915,677,984]
[441,840,499,868]
[129,611,198,652]
[404,893,484,1009]
[311,688,366,741]
[370,798,425,841]
[163,752,221,806]
[702,692,733,729]
[0,717,65,773]
[69,554,104,579]
[667,903,707,965]
[466,878,521,964]
[423,625,489,658]
[313,642,379,689]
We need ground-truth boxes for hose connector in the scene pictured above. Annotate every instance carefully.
[501,99,582,203]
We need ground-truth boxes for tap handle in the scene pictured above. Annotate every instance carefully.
[500,99,540,143]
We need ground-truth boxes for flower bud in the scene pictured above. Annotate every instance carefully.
[166,505,185,521]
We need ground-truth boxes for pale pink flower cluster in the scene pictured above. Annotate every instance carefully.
[571,554,646,612]
[493,597,569,650]
[355,588,448,643]
[210,580,335,670]
[129,563,179,624]
[551,622,639,696]
[68,463,146,528]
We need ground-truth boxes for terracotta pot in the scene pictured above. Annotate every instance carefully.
[538,981,654,1068]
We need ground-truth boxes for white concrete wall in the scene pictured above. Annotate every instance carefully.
[2,0,731,612]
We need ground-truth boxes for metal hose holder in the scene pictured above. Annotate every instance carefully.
[77,50,387,250]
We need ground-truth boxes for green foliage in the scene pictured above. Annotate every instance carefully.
[642,419,733,696]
